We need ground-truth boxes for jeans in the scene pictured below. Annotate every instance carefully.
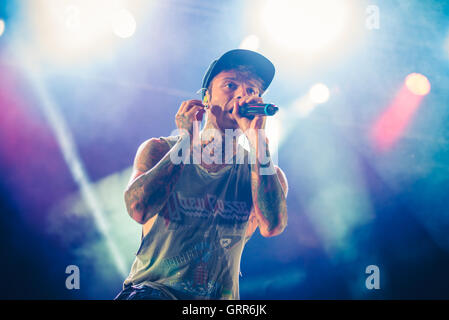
[114,284,174,300]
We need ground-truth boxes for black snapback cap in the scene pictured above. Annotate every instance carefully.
[200,49,275,99]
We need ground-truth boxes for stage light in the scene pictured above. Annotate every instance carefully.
[405,73,431,96]
[25,1,148,65]
[293,95,315,119]
[290,84,330,119]
[239,34,260,51]
[309,83,330,104]
[112,9,137,39]
[260,0,349,52]
[0,19,5,37]
[26,1,114,63]
[371,83,425,152]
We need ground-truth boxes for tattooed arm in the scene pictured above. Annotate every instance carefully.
[125,99,205,224]
[248,132,288,237]
[229,95,287,237]
[124,135,187,224]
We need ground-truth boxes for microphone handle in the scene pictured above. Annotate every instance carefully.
[239,103,279,117]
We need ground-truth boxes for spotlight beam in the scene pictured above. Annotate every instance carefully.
[371,73,430,152]
[18,45,127,277]
[53,73,194,99]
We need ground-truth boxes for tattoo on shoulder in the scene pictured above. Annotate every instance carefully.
[135,138,170,172]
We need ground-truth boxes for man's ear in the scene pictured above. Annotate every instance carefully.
[203,90,210,106]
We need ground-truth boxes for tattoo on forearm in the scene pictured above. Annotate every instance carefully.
[250,144,287,233]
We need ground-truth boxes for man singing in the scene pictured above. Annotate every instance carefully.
[115,49,288,300]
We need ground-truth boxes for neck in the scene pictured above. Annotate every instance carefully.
[198,120,241,165]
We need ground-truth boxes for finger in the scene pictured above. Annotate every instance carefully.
[185,100,205,113]
[255,115,267,129]
[178,100,203,114]
[239,96,263,107]
[195,108,205,121]
[230,98,252,119]
[232,100,241,119]
[185,105,205,118]
[178,100,189,114]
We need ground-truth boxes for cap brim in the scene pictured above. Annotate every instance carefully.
[201,49,275,97]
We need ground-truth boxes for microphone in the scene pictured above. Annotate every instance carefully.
[238,103,279,117]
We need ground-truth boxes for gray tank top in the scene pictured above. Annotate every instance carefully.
[123,135,253,299]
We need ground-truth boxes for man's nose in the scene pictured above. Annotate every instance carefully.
[235,85,248,99]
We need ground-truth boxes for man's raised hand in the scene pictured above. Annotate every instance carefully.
[175,99,206,138]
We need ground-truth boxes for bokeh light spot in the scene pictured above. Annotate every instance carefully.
[309,83,330,104]
[0,19,5,37]
[405,73,431,96]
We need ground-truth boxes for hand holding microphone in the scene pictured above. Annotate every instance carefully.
[238,103,278,117]
[228,96,278,135]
